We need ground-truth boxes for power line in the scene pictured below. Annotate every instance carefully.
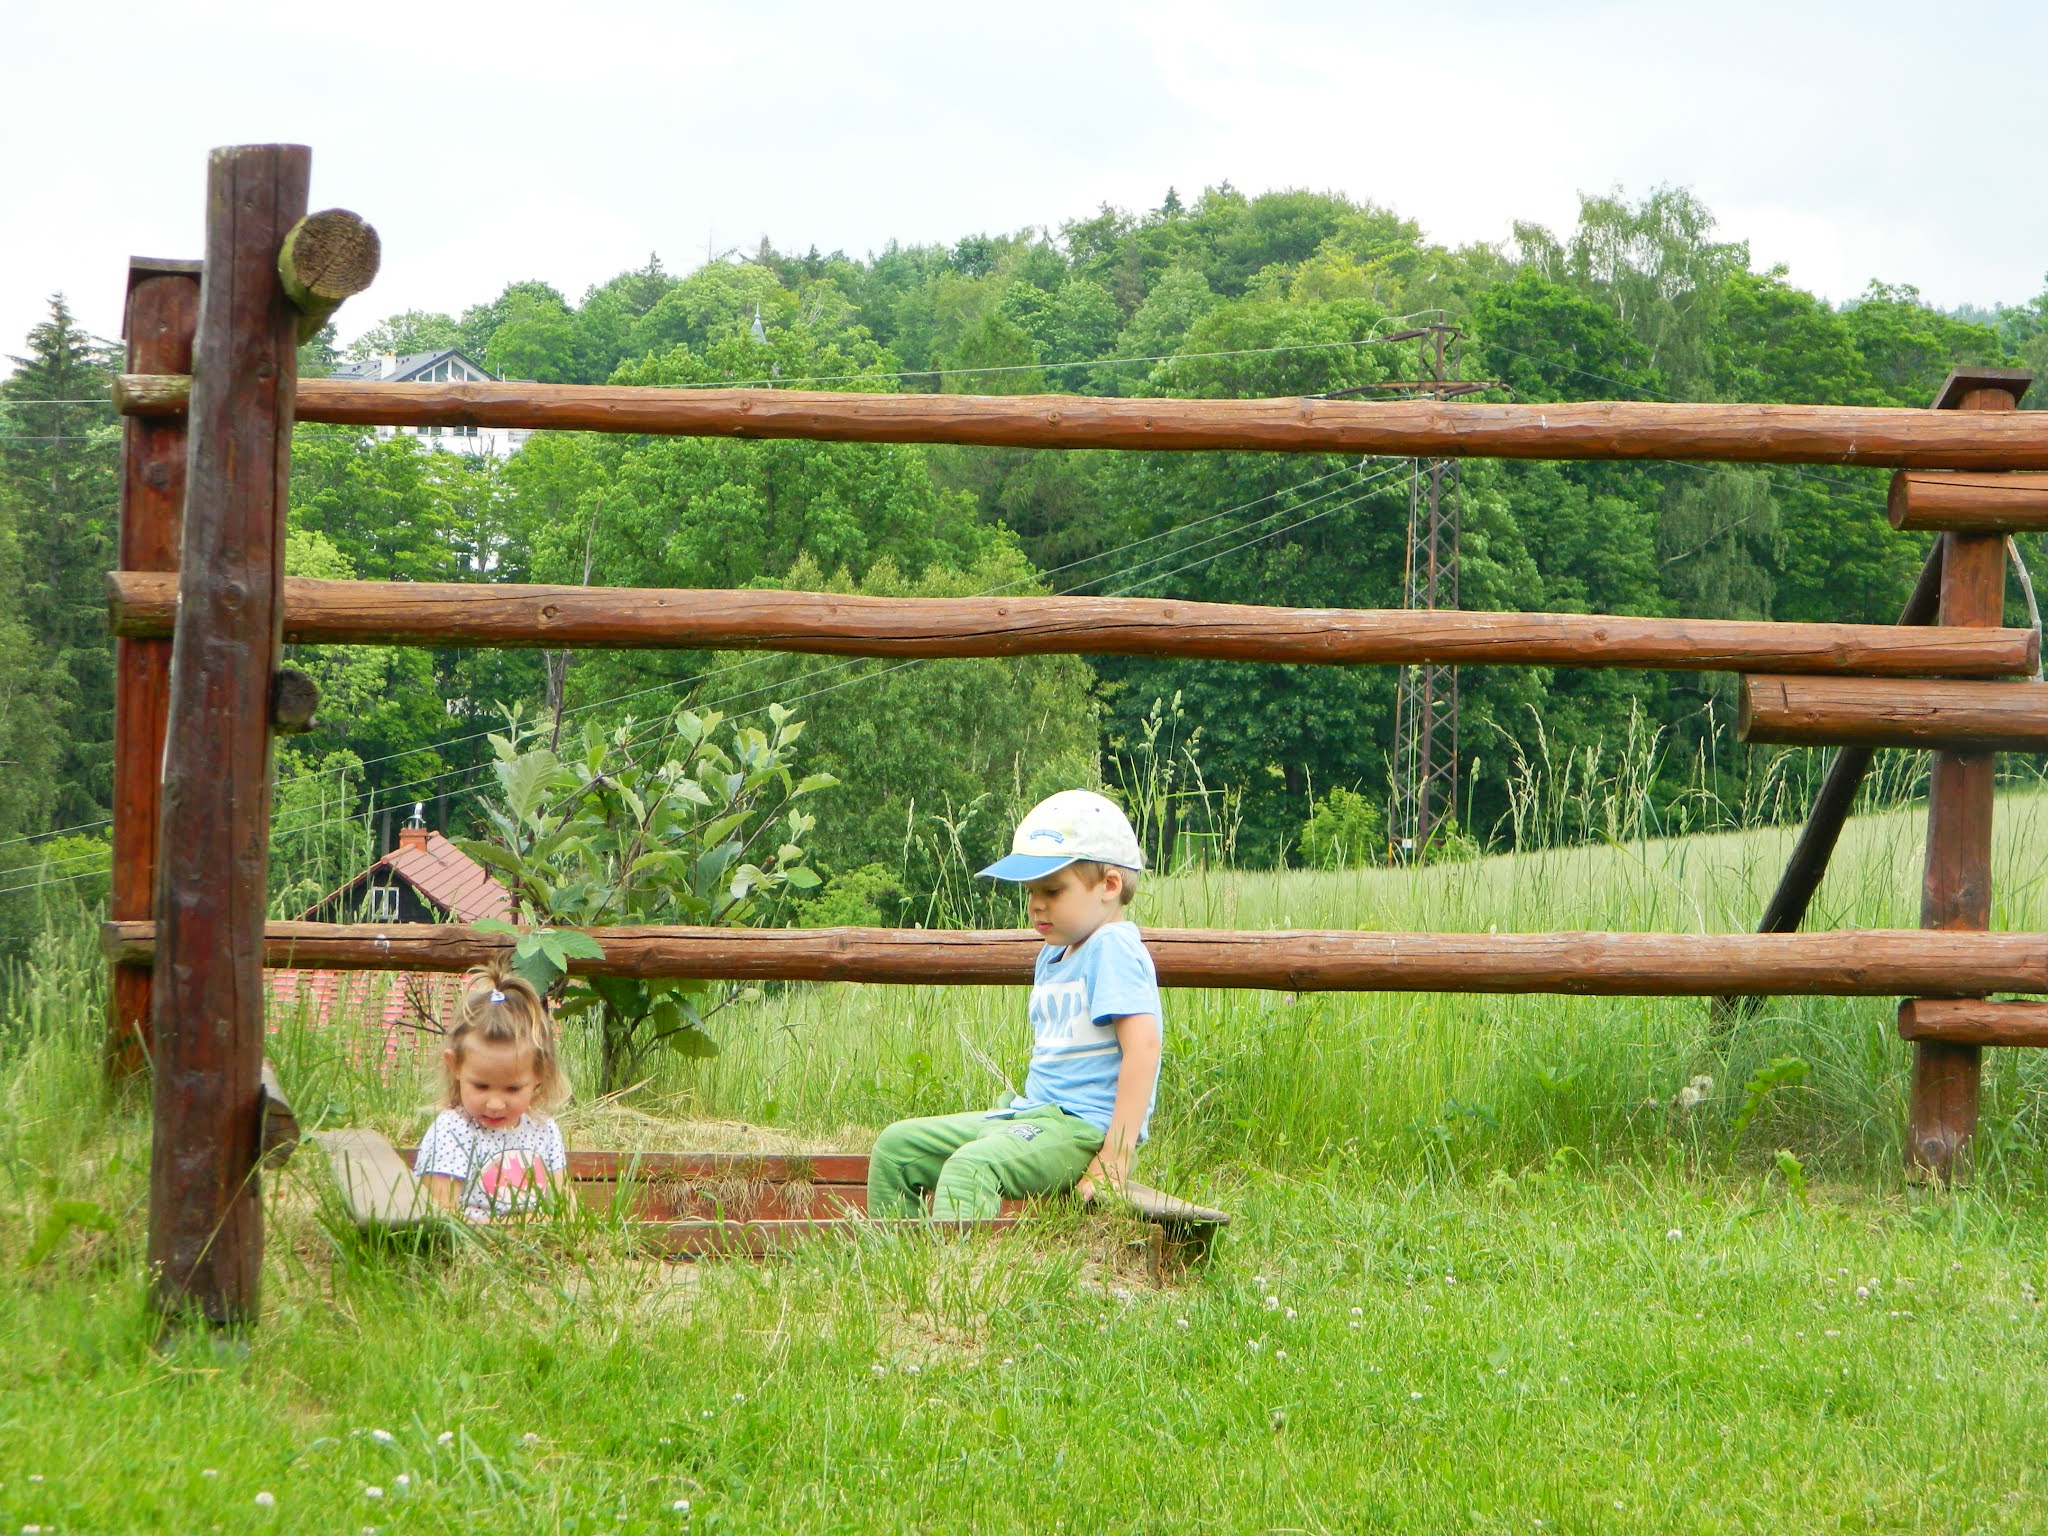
[6,460,1407,895]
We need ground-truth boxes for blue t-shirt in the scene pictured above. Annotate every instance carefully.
[993,920,1163,1139]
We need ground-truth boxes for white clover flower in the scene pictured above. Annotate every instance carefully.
[25,1478,40,1486]
[1409,1391,1424,1400]
[1666,1229,1683,1242]
[1253,1275,1267,1288]
[23,1525,42,1535]
[904,1364,921,1376]
[1274,1348,1288,1360]
[1264,1295,1280,1311]
[365,1486,384,1500]
[1175,1317,1190,1329]
[363,1527,379,1535]
[672,1500,691,1514]
[201,1469,219,1478]
[1444,1274,1458,1286]
[1285,1308,1297,1320]
[522,1433,541,1446]
[1247,1338,1263,1352]
[1349,1320,1361,1330]
[1824,1329,1841,1338]
[1350,1306,1363,1316]
[436,1431,455,1446]
[731,1393,746,1404]
[871,1364,886,1376]
[370,1429,395,1444]
[1001,1357,1015,1366]
[255,1492,276,1509]
[394,1476,410,1492]
[1856,1287,1870,1301]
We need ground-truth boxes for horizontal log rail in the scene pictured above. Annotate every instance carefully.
[111,373,2048,469]
[100,920,2048,997]
[1738,675,2048,751]
[1898,998,2048,1046]
[106,572,2041,676]
[1889,471,2048,531]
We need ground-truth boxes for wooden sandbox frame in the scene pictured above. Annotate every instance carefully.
[104,145,2048,1326]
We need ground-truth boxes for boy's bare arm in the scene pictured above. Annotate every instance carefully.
[1078,1012,1161,1202]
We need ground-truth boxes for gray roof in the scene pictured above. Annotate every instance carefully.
[329,347,495,383]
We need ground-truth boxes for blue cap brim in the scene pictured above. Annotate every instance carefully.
[976,853,1078,882]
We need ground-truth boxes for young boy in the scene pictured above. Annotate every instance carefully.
[866,789,1163,1221]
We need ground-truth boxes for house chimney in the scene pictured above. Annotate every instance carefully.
[398,802,430,853]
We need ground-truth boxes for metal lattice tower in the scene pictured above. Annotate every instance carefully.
[1390,326,1463,858]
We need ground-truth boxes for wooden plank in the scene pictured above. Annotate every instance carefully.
[105,572,2041,678]
[316,1128,435,1227]
[100,918,2048,997]
[1115,1181,1231,1228]
[1898,998,2048,1046]
[553,1149,873,1184]
[146,144,308,1328]
[107,263,199,1078]
[107,371,2048,469]
[257,1059,299,1168]
[1889,471,2048,532]
[1737,675,2048,752]
[643,1216,1019,1259]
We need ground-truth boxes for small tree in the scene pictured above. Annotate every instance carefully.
[464,703,833,1093]
[1298,786,1385,870]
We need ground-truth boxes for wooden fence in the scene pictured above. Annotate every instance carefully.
[107,144,2047,1325]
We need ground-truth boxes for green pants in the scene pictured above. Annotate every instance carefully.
[867,1106,1103,1221]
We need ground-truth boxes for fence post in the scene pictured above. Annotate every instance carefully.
[1908,371,2026,1179]
[147,145,308,1326]
[108,259,200,1079]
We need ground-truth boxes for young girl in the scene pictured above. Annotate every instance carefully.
[413,964,570,1220]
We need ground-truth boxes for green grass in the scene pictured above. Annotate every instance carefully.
[8,792,2048,1531]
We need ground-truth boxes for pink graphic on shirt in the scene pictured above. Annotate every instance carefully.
[477,1149,547,1204]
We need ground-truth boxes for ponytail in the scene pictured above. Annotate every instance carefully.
[442,958,569,1112]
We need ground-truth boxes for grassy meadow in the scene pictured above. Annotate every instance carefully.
[8,789,2048,1531]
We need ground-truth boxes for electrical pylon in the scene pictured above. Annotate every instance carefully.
[1390,325,1463,859]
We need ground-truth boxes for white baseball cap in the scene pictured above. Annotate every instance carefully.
[978,789,1146,882]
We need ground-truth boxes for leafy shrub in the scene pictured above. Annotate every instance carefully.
[464,702,834,1092]
[1298,787,1384,870]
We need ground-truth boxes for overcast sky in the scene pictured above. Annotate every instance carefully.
[6,0,2044,358]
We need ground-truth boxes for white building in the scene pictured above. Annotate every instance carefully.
[329,348,530,459]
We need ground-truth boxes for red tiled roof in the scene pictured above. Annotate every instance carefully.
[380,831,513,922]
[267,967,468,1070]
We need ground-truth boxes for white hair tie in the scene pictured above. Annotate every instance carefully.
[489,989,505,1003]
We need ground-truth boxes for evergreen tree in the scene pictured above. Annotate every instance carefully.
[0,296,119,826]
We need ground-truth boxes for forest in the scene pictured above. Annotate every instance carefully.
[3,183,2045,938]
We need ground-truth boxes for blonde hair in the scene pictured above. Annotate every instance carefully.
[1070,860,1141,906]
[441,959,569,1113]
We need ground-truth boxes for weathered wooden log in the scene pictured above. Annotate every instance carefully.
[268,667,319,734]
[106,372,2048,469]
[1889,471,2048,532]
[1898,998,2048,1047]
[105,572,2041,677]
[147,144,307,1329]
[1910,369,2024,1179]
[108,260,200,1079]
[101,919,2048,996]
[1737,676,2048,752]
[276,209,380,341]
